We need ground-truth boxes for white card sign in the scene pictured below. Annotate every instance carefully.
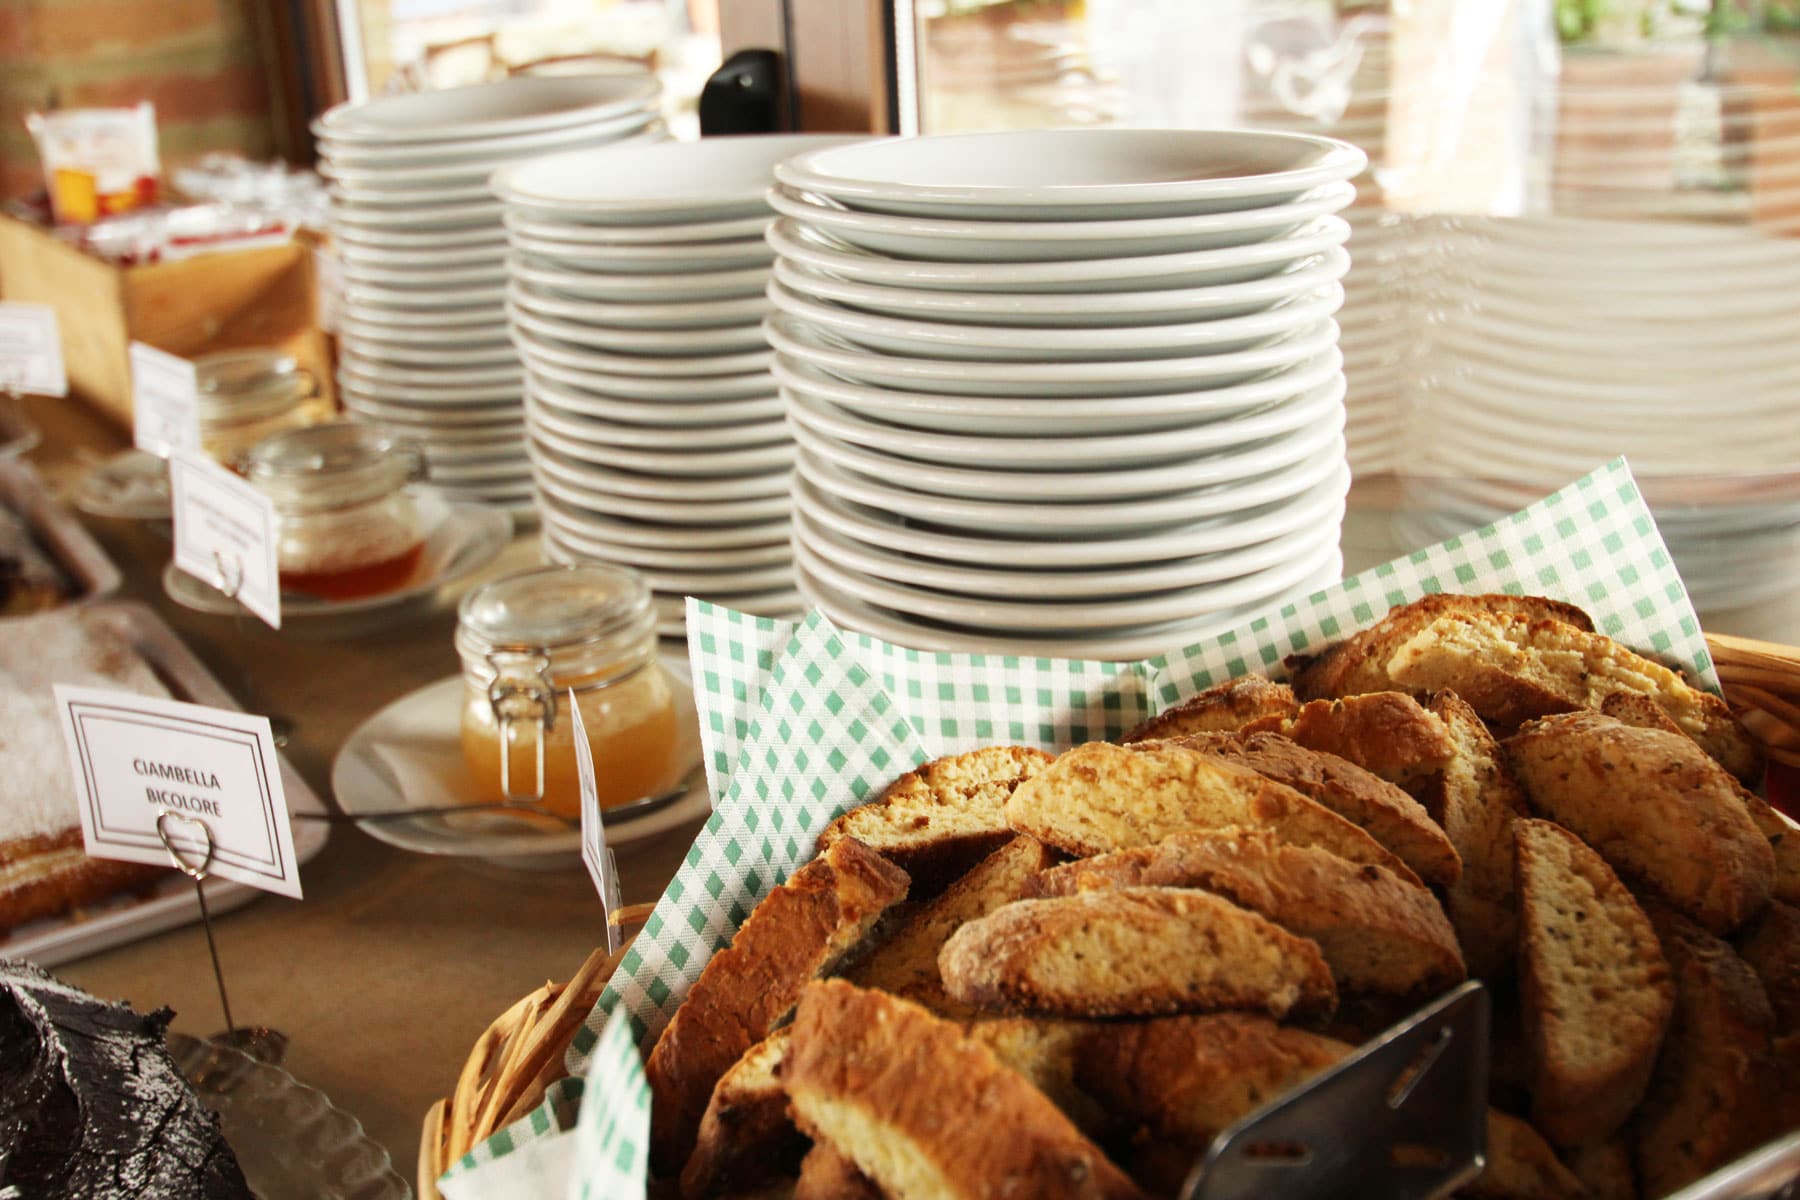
[129,341,200,458]
[0,303,67,397]
[168,449,281,630]
[571,693,623,953]
[56,686,302,898]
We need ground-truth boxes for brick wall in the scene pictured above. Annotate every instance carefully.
[0,0,278,201]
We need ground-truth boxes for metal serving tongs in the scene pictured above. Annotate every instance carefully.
[1182,981,1491,1200]
[1665,1133,1800,1200]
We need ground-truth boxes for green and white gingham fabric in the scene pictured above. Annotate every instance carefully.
[569,1007,651,1198]
[444,456,1712,1198]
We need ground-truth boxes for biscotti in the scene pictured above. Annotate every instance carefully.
[1118,675,1298,743]
[781,980,1146,1200]
[1288,592,1596,702]
[1027,829,1464,999]
[816,746,1052,895]
[793,1145,883,1200]
[679,1031,800,1200]
[848,834,1056,1018]
[1514,818,1673,1146]
[1634,911,1777,1198]
[1425,690,1528,983]
[1273,693,1457,793]
[1506,712,1773,935]
[1736,899,1800,1034]
[1003,740,1418,883]
[1171,731,1461,887]
[938,886,1336,1022]
[1463,1112,1588,1200]
[645,837,910,1175]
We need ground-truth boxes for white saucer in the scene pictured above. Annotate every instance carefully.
[162,494,512,618]
[330,656,708,868]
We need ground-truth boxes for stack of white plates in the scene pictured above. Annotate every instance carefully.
[315,74,665,513]
[765,129,1364,660]
[1403,213,1800,614]
[492,135,863,635]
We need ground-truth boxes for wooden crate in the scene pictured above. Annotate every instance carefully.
[0,213,335,428]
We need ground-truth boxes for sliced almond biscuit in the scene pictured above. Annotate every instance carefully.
[965,1017,1108,1138]
[645,837,910,1176]
[1426,690,1528,983]
[938,887,1337,1022]
[1003,740,1419,885]
[1634,911,1777,1199]
[1514,818,1673,1146]
[1735,899,1800,1035]
[1072,1013,1350,1145]
[1388,611,1761,782]
[1117,675,1298,743]
[680,1030,801,1200]
[1287,592,1596,702]
[1273,693,1458,795]
[1463,1112,1589,1200]
[1560,1139,1635,1200]
[816,745,1053,895]
[1742,791,1800,906]
[1506,713,1774,936]
[1170,731,1461,887]
[848,834,1057,1019]
[781,980,1146,1200]
[1027,829,1464,1000]
[793,1144,884,1200]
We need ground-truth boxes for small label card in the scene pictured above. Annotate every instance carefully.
[129,341,200,458]
[571,693,624,953]
[56,687,301,898]
[168,448,281,630]
[0,302,67,397]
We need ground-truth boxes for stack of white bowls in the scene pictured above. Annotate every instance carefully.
[1401,213,1800,616]
[491,136,862,636]
[765,129,1365,660]
[315,74,665,515]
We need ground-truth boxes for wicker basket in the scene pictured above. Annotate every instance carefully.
[420,636,1800,1196]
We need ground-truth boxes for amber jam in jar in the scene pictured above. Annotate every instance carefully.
[456,563,680,817]
[194,349,322,469]
[241,422,427,601]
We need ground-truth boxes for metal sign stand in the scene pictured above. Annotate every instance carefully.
[210,548,291,746]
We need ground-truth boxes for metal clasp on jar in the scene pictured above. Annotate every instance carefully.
[485,649,557,802]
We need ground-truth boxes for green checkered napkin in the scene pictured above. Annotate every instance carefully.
[445,456,1710,1197]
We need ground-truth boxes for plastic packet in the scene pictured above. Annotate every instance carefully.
[25,103,161,225]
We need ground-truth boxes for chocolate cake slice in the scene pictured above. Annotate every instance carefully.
[0,960,251,1198]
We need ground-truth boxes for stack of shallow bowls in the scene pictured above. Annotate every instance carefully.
[1402,213,1800,616]
[492,135,862,636]
[765,129,1364,660]
[315,74,664,515]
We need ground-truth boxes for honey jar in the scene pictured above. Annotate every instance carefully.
[195,350,321,468]
[455,563,680,817]
[241,422,427,601]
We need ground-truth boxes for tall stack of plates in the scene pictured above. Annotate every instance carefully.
[315,74,665,515]
[491,136,862,636]
[1402,213,1800,616]
[765,129,1363,660]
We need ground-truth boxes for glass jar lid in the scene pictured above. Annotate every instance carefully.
[242,422,422,513]
[195,349,311,425]
[456,563,658,690]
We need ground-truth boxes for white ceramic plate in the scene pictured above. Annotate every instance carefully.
[336,239,507,270]
[506,231,773,274]
[337,349,521,388]
[765,215,1351,294]
[332,197,505,229]
[503,212,771,246]
[768,180,1355,262]
[773,129,1366,220]
[540,508,791,569]
[526,391,785,451]
[792,455,1349,567]
[316,73,659,144]
[339,297,506,330]
[507,282,770,330]
[526,372,780,426]
[163,494,513,618]
[764,312,1336,397]
[491,134,869,218]
[522,357,774,406]
[514,326,772,378]
[538,491,791,549]
[767,277,1342,362]
[507,303,768,355]
[783,371,1345,472]
[0,603,331,967]
[339,389,520,428]
[510,256,771,303]
[769,347,1343,436]
[528,438,791,500]
[530,467,791,529]
[337,258,507,289]
[767,246,1350,328]
[531,419,793,477]
[339,330,516,368]
[318,106,660,168]
[330,662,707,866]
[342,279,508,310]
